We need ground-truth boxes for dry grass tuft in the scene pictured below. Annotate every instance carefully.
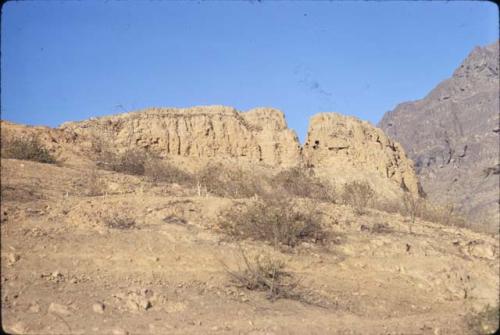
[223,249,301,301]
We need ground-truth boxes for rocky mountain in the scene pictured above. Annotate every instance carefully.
[379,41,499,230]
[1,105,420,199]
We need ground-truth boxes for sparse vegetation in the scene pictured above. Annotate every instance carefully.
[1,136,56,164]
[402,192,422,233]
[104,215,136,229]
[374,196,469,229]
[419,202,467,228]
[223,249,301,301]
[86,168,106,196]
[219,196,326,248]
[272,167,335,202]
[144,158,192,185]
[341,181,375,215]
[196,163,268,198]
[99,149,148,175]
[360,222,391,234]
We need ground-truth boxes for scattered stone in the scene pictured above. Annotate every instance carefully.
[7,253,20,265]
[29,303,41,313]
[10,321,28,334]
[92,302,105,314]
[48,302,71,316]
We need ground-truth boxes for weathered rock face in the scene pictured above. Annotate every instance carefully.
[379,41,499,229]
[303,113,421,197]
[59,106,302,167]
[2,105,420,199]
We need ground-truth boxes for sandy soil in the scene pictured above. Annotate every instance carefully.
[1,159,498,334]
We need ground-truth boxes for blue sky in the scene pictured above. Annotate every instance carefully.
[1,1,498,142]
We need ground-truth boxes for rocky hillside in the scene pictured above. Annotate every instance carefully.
[2,106,420,199]
[379,41,499,231]
[1,157,498,335]
[1,107,498,334]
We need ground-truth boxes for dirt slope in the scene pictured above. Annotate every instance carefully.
[1,158,498,334]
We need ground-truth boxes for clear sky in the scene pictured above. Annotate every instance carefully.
[1,0,498,142]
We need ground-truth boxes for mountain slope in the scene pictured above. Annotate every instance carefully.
[379,41,499,231]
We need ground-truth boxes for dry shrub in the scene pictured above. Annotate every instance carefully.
[372,198,402,215]
[341,181,375,215]
[1,136,56,164]
[144,159,193,185]
[224,249,301,301]
[420,202,468,228]
[95,147,148,176]
[360,222,391,234]
[374,196,469,229]
[86,168,106,196]
[196,163,267,198]
[219,196,326,248]
[104,215,136,229]
[272,167,335,202]
[402,192,423,233]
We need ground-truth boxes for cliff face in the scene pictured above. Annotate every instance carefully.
[303,113,421,197]
[59,106,302,167]
[2,105,420,198]
[379,41,499,228]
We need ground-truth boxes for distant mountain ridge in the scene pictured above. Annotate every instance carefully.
[379,41,499,231]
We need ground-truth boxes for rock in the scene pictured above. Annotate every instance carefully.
[304,112,421,197]
[48,302,71,316]
[467,241,496,260]
[379,40,499,230]
[2,105,421,202]
[92,302,105,314]
[124,290,152,312]
[112,328,129,335]
[29,303,41,313]
[59,106,302,167]
[7,253,20,264]
[9,321,28,334]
